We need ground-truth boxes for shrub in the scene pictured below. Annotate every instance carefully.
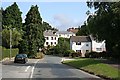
[64,50,75,57]
[70,52,81,58]
[35,52,44,59]
[85,52,99,58]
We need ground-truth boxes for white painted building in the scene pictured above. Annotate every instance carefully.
[70,36,92,57]
[90,35,106,52]
[56,31,75,38]
[70,36,106,57]
[44,30,58,47]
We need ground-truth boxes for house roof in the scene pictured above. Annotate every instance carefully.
[56,31,75,35]
[44,30,57,36]
[70,36,91,42]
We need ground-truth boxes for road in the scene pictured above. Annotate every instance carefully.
[1,55,101,80]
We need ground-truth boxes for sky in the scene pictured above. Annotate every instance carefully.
[1,1,95,31]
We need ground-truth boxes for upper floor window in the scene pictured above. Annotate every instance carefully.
[86,44,89,46]
[46,37,49,40]
[55,37,56,40]
[51,37,53,40]
[76,42,81,45]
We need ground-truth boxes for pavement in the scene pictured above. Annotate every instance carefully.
[1,55,101,80]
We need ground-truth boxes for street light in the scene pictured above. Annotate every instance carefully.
[10,28,15,60]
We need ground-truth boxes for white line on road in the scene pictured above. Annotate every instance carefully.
[25,66,31,72]
[30,59,39,78]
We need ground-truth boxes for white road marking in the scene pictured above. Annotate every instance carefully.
[25,66,31,72]
[30,59,39,78]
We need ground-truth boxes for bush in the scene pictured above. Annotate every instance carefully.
[70,52,81,58]
[64,50,75,57]
[85,51,108,58]
[35,52,44,59]
[85,52,99,58]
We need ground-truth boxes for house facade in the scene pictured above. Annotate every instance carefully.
[70,36,92,57]
[70,36,106,57]
[90,35,106,52]
[44,30,58,47]
[56,31,75,38]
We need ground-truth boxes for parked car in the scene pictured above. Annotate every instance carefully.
[14,54,28,63]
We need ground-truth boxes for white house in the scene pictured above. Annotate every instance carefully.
[70,36,92,57]
[56,31,75,38]
[90,35,106,52]
[44,30,58,47]
[70,36,106,57]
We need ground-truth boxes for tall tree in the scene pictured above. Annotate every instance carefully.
[86,1,120,58]
[19,5,45,57]
[2,2,22,31]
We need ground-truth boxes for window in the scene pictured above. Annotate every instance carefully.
[51,37,53,40]
[51,42,53,45]
[96,48,102,51]
[86,44,89,46]
[86,50,89,53]
[55,37,56,40]
[76,50,81,53]
[46,37,49,40]
[76,42,81,45]
[46,42,48,45]
[54,42,56,44]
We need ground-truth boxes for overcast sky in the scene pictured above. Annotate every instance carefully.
[2,1,95,31]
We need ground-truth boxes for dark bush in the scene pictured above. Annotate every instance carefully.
[64,50,75,57]
[85,51,108,58]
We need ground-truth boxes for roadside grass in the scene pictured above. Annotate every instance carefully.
[0,46,19,60]
[62,58,120,80]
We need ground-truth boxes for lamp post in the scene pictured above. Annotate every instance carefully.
[10,28,15,60]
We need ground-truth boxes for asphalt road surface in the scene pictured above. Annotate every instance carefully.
[1,55,101,80]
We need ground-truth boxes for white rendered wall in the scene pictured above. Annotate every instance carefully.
[92,40,106,52]
[44,36,58,47]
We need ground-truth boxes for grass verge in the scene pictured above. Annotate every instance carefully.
[0,46,19,60]
[62,58,120,80]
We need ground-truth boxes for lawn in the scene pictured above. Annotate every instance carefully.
[62,58,120,80]
[0,46,19,60]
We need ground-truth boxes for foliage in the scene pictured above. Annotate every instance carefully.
[2,2,22,31]
[63,58,120,79]
[1,47,19,60]
[19,5,45,58]
[2,28,22,48]
[46,37,70,56]
[35,52,44,59]
[78,2,120,58]
[76,25,89,36]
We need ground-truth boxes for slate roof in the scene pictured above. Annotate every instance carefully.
[56,31,75,34]
[44,30,57,36]
[70,36,91,42]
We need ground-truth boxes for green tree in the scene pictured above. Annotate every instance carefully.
[19,5,45,57]
[2,28,22,48]
[86,1,120,58]
[2,2,22,31]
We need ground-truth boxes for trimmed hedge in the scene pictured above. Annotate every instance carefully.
[85,51,108,58]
